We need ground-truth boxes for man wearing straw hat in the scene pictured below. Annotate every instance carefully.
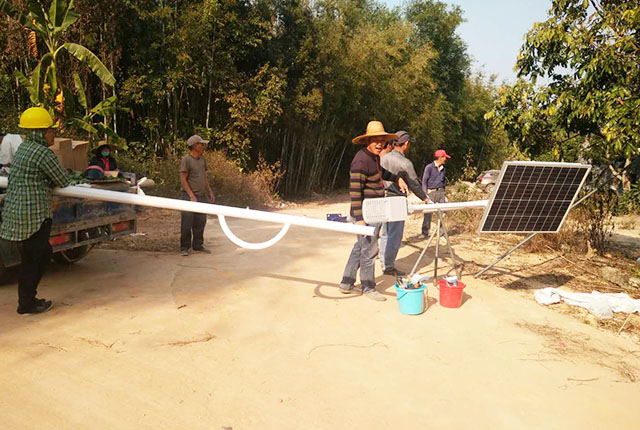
[338,121,408,301]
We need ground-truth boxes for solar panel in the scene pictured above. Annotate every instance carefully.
[478,161,591,233]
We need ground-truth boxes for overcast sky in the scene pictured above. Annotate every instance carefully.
[380,0,552,84]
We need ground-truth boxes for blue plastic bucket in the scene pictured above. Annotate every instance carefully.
[394,283,427,315]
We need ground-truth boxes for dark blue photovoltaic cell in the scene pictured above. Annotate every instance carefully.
[480,164,590,233]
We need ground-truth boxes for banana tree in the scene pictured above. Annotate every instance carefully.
[68,73,128,144]
[0,0,115,116]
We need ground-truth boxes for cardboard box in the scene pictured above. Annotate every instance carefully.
[71,141,89,171]
[51,137,89,171]
[52,138,73,169]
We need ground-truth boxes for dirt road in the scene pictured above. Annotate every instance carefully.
[1,198,639,429]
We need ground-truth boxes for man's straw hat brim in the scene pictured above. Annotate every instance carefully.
[352,121,397,144]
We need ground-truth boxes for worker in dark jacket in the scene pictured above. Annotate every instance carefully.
[421,149,451,237]
[338,121,408,302]
[89,144,118,172]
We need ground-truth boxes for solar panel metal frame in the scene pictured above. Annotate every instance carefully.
[478,161,591,234]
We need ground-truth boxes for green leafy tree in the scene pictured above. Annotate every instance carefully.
[515,0,638,158]
[0,0,115,116]
[0,0,512,195]
[406,0,469,106]
[490,0,639,189]
[69,72,128,143]
[405,0,472,171]
[458,74,511,174]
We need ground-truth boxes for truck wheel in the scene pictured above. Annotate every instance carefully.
[485,183,495,193]
[53,245,90,264]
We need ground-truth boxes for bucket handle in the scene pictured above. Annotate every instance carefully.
[396,289,409,301]
[396,285,425,300]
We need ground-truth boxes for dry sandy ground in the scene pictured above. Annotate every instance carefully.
[1,197,639,429]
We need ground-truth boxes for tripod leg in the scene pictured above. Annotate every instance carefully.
[434,214,441,283]
[440,216,461,280]
[474,232,536,278]
[409,226,437,277]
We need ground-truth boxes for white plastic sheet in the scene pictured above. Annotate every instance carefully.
[534,287,640,319]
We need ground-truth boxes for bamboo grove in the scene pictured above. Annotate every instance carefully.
[2,0,515,195]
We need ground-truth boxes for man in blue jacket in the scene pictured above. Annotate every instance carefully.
[421,149,451,237]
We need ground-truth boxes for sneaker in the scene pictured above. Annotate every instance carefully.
[180,249,189,256]
[339,284,359,294]
[17,300,53,315]
[192,246,211,254]
[383,268,407,277]
[364,290,387,302]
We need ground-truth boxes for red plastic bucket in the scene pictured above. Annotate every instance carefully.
[437,279,466,308]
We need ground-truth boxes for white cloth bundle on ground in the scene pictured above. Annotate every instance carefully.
[534,287,640,319]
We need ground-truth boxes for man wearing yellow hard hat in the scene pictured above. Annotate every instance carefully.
[0,107,70,315]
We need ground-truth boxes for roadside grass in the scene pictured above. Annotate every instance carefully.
[119,151,282,208]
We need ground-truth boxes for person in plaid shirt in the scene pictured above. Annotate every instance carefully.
[0,107,70,315]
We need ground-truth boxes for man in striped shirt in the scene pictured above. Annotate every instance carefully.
[339,121,407,301]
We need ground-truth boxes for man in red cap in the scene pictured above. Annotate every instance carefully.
[421,149,451,237]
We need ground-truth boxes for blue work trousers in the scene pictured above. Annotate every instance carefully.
[379,221,405,271]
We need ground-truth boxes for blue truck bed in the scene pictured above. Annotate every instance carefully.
[0,193,137,269]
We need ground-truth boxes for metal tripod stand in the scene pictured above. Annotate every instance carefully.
[409,210,462,283]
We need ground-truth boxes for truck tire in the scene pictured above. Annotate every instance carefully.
[53,245,90,264]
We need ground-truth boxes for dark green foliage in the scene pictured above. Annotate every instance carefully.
[1,0,509,195]
[616,183,640,215]
[490,0,640,161]
[487,0,640,237]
